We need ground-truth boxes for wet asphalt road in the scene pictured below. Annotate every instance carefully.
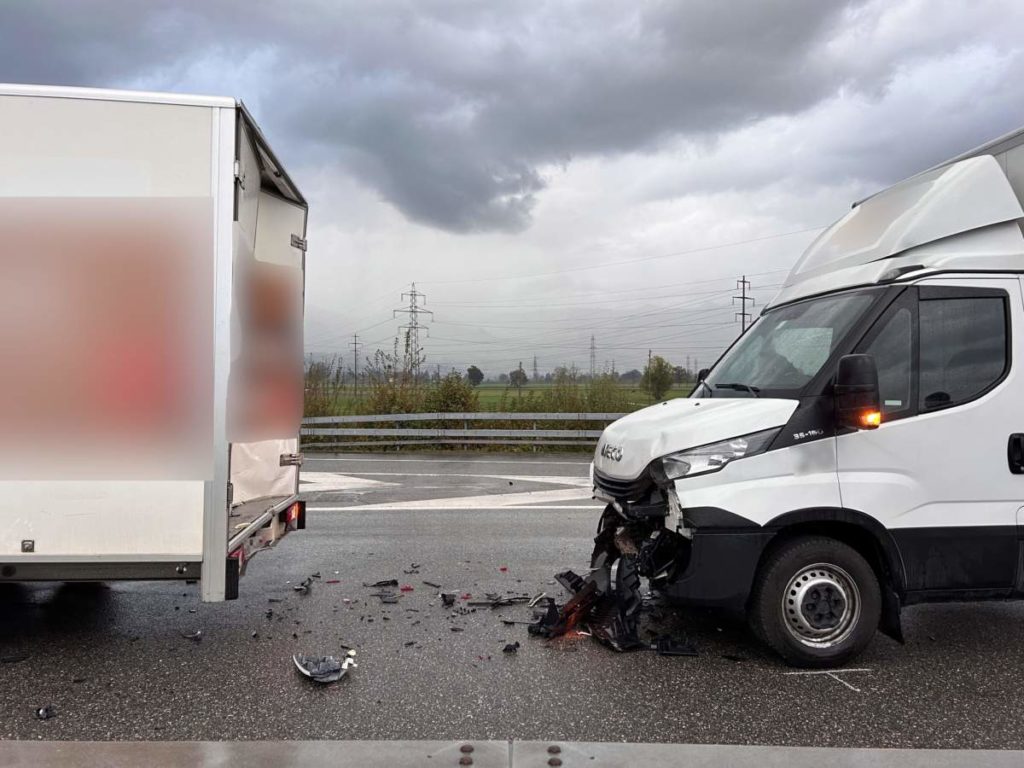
[3,452,1024,748]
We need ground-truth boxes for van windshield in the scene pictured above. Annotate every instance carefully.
[694,290,877,399]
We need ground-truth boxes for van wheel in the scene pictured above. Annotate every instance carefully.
[749,536,880,668]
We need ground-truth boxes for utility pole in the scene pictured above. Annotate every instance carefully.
[349,333,362,394]
[648,349,652,369]
[393,282,433,381]
[733,275,754,333]
[589,335,597,380]
[532,355,539,382]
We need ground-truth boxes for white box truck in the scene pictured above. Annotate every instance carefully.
[591,126,1024,666]
[0,85,308,601]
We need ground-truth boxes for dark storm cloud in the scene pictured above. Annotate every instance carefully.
[3,1,1019,232]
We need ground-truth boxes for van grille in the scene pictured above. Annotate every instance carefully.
[593,468,653,502]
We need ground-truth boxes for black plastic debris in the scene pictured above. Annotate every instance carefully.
[652,635,697,657]
[502,642,520,654]
[181,630,203,642]
[293,650,357,684]
[35,705,56,721]
[423,580,442,589]
[468,593,531,608]
[294,576,314,595]
[371,592,400,604]
[440,592,457,607]
[450,626,465,633]
[527,562,644,652]
[363,579,399,588]
[1,652,30,664]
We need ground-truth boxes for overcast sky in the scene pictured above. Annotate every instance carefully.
[4,0,1024,376]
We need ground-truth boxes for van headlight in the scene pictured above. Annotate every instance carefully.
[655,428,781,481]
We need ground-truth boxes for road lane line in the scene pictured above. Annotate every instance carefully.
[307,487,594,510]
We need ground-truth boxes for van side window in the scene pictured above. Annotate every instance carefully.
[864,307,912,416]
[919,297,1007,411]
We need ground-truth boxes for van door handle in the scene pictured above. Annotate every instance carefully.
[1009,434,1024,474]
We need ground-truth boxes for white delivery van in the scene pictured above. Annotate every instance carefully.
[0,85,308,601]
[592,126,1024,666]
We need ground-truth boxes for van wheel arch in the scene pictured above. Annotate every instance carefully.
[756,509,906,644]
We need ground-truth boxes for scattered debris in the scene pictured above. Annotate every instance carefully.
[423,580,442,589]
[371,593,400,604]
[450,627,465,633]
[35,705,56,721]
[1,652,30,664]
[499,566,508,572]
[460,593,472,601]
[404,641,416,647]
[363,579,399,588]
[251,631,259,639]
[400,584,415,592]
[294,576,314,595]
[441,592,457,607]
[502,642,521,654]
[468,593,531,608]
[528,563,643,652]
[72,677,86,684]
[181,630,203,642]
[325,579,341,584]
[293,650,357,684]
[268,597,284,603]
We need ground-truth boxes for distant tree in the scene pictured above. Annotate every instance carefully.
[641,356,675,401]
[673,366,686,384]
[466,365,484,387]
[509,362,528,390]
[620,368,643,383]
[498,372,510,383]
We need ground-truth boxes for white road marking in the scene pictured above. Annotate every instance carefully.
[298,472,398,492]
[783,668,871,693]
[310,504,602,511]
[307,457,591,466]
[322,472,590,486]
[308,486,595,511]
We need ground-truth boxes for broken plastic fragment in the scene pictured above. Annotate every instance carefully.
[423,580,442,589]
[35,705,56,721]
[181,630,202,642]
[441,592,457,607]
[400,584,414,592]
[652,635,697,657]
[502,642,520,654]
[363,579,399,588]
[293,650,357,684]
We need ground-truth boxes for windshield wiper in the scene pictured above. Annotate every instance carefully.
[714,383,760,397]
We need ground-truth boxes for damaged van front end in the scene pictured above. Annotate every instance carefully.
[589,398,801,617]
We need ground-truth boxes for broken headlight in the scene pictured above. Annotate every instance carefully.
[656,428,780,481]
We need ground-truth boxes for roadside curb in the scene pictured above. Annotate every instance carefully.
[2,740,1021,767]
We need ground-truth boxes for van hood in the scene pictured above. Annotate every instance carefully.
[593,398,799,481]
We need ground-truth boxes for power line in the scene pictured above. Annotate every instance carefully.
[419,227,822,285]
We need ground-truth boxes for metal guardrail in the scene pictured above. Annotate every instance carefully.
[300,412,626,450]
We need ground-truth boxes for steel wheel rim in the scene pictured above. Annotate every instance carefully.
[781,562,860,648]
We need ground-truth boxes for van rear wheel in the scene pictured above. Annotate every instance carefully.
[749,536,880,668]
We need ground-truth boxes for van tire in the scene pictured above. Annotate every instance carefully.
[749,535,880,668]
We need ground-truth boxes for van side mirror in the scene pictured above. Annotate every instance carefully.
[697,368,710,383]
[834,354,881,430]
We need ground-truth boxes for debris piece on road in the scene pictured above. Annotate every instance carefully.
[268,597,284,603]
[294,576,314,595]
[527,563,644,652]
[721,654,747,663]
[441,592,457,607]
[400,584,414,592]
[363,579,399,588]
[499,566,508,572]
[404,641,416,647]
[460,593,472,601]
[423,580,442,589]
[501,619,535,626]
[181,630,203,642]
[503,642,521,654]
[528,593,546,607]
[325,579,341,584]
[469,593,531,608]
[371,592,400,604]
[35,705,56,721]
[450,627,465,633]
[293,650,357,684]
[1,652,30,664]
[72,677,86,684]
[652,635,697,657]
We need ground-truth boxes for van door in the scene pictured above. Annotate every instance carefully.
[836,278,1023,597]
